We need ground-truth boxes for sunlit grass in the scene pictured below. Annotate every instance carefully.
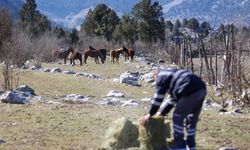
[0,61,250,149]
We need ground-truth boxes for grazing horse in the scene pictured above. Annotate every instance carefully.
[83,47,105,64]
[88,46,107,62]
[68,50,83,66]
[110,47,126,64]
[53,47,74,64]
[122,46,135,61]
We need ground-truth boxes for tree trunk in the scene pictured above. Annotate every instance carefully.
[198,33,211,84]
[209,40,215,85]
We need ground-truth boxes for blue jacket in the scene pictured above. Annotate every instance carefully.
[149,68,206,116]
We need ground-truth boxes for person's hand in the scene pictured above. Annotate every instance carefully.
[139,114,151,125]
[156,111,164,116]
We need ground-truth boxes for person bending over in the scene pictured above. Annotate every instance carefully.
[140,68,206,150]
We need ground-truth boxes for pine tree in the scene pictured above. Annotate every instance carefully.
[165,20,173,32]
[187,18,199,32]
[69,28,79,47]
[53,27,66,39]
[200,21,211,38]
[81,4,119,40]
[113,15,138,44]
[132,0,165,43]
[19,0,51,37]
[172,19,182,37]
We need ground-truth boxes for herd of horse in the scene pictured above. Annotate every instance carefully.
[53,46,135,66]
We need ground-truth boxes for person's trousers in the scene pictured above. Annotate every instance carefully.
[170,89,206,150]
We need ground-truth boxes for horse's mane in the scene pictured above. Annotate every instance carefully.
[89,46,96,50]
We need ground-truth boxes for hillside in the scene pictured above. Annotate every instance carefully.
[1,0,249,28]
[34,0,250,28]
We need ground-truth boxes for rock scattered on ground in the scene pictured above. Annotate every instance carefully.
[51,67,62,73]
[0,85,36,104]
[62,94,90,104]
[106,90,125,98]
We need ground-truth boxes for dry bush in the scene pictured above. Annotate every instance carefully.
[1,28,62,67]
[78,31,118,51]
[32,32,63,63]
[0,9,12,60]
[1,28,33,67]
[0,63,19,91]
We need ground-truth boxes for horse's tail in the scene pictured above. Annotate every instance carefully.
[101,49,107,61]
[96,51,104,64]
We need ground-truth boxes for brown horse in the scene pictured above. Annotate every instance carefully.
[68,50,83,66]
[88,46,107,62]
[83,47,105,64]
[123,46,135,61]
[110,47,126,64]
[53,47,74,64]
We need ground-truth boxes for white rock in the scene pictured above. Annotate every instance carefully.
[63,70,76,74]
[0,91,30,104]
[112,78,120,83]
[140,97,152,102]
[63,94,90,103]
[219,147,238,150]
[51,68,62,73]
[47,100,61,104]
[106,90,124,97]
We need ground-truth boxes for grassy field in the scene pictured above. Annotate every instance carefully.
[0,59,250,150]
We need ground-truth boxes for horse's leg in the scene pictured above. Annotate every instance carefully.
[110,56,113,64]
[95,57,100,64]
[64,58,66,64]
[125,54,128,61]
[116,56,119,64]
[99,54,104,64]
[79,57,82,66]
[101,57,104,64]
[84,55,88,64]
[131,55,134,61]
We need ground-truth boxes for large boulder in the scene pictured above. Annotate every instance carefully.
[101,117,139,149]
[139,71,155,83]
[119,71,141,86]
[0,91,30,104]
[15,85,35,95]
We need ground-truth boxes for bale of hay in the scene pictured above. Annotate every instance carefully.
[138,116,170,150]
[101,117,140,149]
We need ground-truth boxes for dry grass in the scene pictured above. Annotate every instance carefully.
[0,59,250,150]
